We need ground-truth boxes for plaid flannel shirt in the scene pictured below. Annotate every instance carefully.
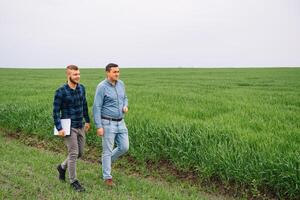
[53,83,90,131]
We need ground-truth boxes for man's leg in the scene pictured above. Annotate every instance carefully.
[102,127,116,180]
[111,130,129,162]
[77,128,86,159]
[61,158,68,170]
[112,120,129,162]
[58,160,67,181]
[64,128,79,183]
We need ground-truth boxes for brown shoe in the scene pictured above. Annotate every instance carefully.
[104,179,115,187]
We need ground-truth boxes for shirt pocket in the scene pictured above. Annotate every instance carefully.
[104,92,117,101]
[117,89,125,99]
[63,95,73,106]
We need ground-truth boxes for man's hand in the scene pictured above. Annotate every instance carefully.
[123,106,128,113]
[58,130,65,137]
[84,123,90,132]
[96,128,104,137]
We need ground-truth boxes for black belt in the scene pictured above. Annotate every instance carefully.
[101,116,123,122]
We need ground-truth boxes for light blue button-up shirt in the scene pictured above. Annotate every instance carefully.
[93,79,128,129]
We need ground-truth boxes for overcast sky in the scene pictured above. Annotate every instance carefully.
[0,0,299,68]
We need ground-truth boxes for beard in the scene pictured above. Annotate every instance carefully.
[69,77,79,84]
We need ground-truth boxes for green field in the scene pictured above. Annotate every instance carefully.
[0,68,299,198]
[0,131,218,200]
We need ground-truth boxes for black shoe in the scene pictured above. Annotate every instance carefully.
[57,164,66,181]
[71,180,85,192]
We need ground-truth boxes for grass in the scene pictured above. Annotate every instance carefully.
[0,68,299,198]
[0,131,223,200]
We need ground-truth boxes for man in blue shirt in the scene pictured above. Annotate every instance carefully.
[93,63,129,187]
[53,65,90,192]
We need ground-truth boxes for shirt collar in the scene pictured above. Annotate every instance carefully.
[64,83,79,90]
[105,79,118,86]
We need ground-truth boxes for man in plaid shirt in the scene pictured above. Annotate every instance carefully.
[53,65,90,192]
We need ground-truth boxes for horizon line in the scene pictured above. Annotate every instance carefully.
[0,66,299,69]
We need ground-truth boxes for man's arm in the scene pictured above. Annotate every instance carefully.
[124,89,128,108]
[122,82,128,112]
[92,84,104,129]
[82,85,91,132]
[53,89,63,131]
[82,85,90,124]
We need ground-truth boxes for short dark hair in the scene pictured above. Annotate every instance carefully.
[105,63,118,72]
[66,65,79,70]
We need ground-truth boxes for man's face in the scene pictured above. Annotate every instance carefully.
[68,69,80,84]
[106,67,120,81]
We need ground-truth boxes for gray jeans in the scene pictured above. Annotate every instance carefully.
[61,127,85,183]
